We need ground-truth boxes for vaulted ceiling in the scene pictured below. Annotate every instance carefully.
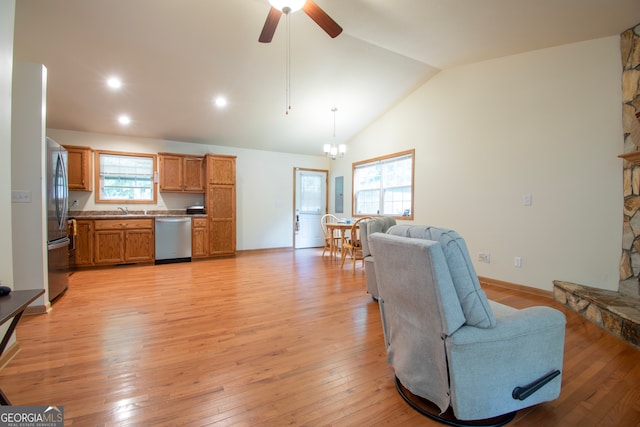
[13,0,640,155]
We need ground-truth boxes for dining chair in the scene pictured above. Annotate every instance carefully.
[320,214,340,257]
[341,216,372,271]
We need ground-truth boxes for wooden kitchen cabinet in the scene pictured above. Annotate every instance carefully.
[94,228,124,264]
[183,156,205,192]
[208,185,235,255]
[159,153,205,193]
[93,218,154,265]
[159,154,183,192]
[205,154,236,257]
[65,145,93,191]
[191,217,208,258]
[206,154,235,185]
[125,227,155,262]
[74,219,94,266]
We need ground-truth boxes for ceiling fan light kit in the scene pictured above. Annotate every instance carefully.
[259,0,343,43]
[268,0,305,13]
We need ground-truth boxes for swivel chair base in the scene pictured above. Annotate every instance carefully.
[395,377,517,427]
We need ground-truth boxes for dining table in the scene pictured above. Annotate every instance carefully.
[325,222,354,262]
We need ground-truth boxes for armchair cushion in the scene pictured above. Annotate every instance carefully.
[387,225,496,328]
[446,302,565,420]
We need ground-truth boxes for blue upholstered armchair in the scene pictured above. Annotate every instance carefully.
[359,216,396,299]
[369,226,566,424]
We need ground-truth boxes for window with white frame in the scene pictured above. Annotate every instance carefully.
[96,151,157,203]
[352,149,414,219]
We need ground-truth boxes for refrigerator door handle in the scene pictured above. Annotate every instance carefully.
[54,151,69,230]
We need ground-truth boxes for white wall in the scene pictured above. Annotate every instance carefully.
[0,0,15,286]
[46,129,331,250]
[12,63,49,310]
[331,36,623,292]
[1,0,16,346]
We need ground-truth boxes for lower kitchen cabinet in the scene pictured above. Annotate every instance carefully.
[94,229,125,264]
[209,219,235,255]
[192,217,208,258]
[74,220,94,266]
[79,218,155,266]
[124,228,155,262]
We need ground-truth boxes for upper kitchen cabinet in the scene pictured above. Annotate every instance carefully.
[158,153,205,193]
[65,145,93,191]
[206,154,236,185]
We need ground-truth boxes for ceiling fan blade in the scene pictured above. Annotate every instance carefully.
[259,7,282,43]
[302,0,343,38]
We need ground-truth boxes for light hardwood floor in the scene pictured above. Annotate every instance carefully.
[1,249,639,426]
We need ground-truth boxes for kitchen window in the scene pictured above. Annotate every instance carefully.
[352,149,414,219]
[95,151,157,203]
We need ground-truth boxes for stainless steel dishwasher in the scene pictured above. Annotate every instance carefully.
[155,217,192,264]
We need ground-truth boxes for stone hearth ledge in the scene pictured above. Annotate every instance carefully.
[553,280,640,348]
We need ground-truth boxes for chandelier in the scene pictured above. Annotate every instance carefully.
[323,107,346,160]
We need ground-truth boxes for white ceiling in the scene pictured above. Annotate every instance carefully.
[13,0,640,156]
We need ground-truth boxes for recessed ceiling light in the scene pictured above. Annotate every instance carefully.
[118,115,131,125]
[107,76,122,90]
[214,96,227,108]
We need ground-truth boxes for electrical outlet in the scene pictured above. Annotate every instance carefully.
[523,194,532,206]
[478,252,491,263]
[514,256,522,268]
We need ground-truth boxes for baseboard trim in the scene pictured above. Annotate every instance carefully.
[0,342,20,372]
[478,276,553,299]
[237,247,293,255]
[25,304,50,315]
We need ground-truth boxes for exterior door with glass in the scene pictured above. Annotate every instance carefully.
[294,169,327,249]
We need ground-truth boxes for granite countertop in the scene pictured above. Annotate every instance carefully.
[69,210,207,220]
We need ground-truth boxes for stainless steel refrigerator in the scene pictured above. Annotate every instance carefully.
[46,137,69,302]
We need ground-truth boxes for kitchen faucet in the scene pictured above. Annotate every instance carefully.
[118,207,129,215]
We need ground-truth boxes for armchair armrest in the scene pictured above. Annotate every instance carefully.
[450,305,565,344]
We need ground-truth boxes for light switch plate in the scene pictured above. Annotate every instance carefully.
[11,190,32,203]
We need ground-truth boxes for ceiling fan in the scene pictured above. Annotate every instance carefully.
[259,0,343,43]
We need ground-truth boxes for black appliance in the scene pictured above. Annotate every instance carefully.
[186,205,206,215]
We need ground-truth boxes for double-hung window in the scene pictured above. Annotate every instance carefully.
[353,149,414,219]
[95,151,157,203]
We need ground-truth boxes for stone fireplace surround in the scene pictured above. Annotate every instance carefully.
[553,24,640,349]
